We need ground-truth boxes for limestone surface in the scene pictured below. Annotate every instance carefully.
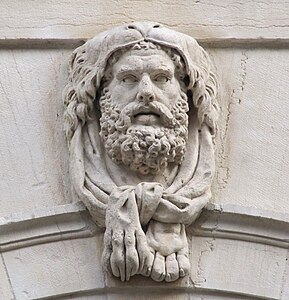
[63,22,218,282]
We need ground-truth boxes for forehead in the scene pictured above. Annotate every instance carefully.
[112,49,175,74]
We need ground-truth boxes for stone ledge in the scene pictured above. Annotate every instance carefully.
[0,202,288,252]
[0,202,98,252]
[1,38,289,49]
[1,203,288,299]
[36,286,263,300]
[193,203,289,248]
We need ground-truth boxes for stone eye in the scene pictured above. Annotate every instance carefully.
[122,75,138,84]
[154,75,169,83]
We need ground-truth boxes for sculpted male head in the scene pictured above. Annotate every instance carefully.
[98,41,189,175]
[63,22,219,282]
[63,22,218,149]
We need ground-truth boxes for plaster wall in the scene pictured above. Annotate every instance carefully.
[0,1,288,299]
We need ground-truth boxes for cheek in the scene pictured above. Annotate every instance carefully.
[159,83,182,105]
[109,82,138,107]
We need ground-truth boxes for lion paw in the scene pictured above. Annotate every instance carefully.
[150,248,189,282]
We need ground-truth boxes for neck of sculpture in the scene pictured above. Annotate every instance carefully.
[104,152,179,188]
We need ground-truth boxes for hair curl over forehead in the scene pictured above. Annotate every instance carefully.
[63,38,218,144]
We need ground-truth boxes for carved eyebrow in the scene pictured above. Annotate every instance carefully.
[115,67,142,80]
[150,68,173,77]
[116,66,174,79]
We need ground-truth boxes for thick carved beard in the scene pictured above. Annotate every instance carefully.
[99,89,189,175]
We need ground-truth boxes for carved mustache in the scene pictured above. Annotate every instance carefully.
[119,101,175,128]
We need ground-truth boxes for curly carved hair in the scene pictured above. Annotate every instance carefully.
[63,40,218,143]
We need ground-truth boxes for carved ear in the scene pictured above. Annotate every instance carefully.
[63,45,99,143]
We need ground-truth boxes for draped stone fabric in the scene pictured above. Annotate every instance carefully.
[64,21,218,229]
[69,113,214,228]
[64,22,218,282]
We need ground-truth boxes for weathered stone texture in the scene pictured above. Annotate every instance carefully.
[1,0,288,40]
[0,50,71,217]
[211,49,289,212]
[0,0,288,299]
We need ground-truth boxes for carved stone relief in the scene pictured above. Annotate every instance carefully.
[63,22,219,282]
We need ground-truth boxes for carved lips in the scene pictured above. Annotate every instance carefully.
[130,102,174,128]
[133,111,161,126]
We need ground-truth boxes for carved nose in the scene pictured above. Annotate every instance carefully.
[136,76,155,102]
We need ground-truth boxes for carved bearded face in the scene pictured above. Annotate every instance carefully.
[99,45,189,175]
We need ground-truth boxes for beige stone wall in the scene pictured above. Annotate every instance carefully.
[0,1,289,299]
